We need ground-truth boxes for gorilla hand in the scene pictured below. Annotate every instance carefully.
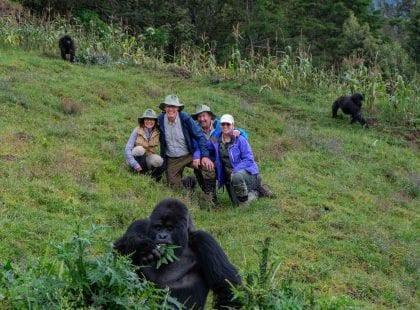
[135,237,161,265]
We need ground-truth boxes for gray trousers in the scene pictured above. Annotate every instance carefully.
[226,169,258,204]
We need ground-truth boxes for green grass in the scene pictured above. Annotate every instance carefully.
[0,47,419,308]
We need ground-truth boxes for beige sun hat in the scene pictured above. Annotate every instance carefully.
[192,104,216,120]
[138,108,158,124]
[159,94,184,111]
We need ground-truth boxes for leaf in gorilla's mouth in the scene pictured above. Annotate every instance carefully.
[156,244,181,269]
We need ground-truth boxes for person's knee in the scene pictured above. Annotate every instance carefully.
[231,171,246,185]
[132,146,146,156]
[147,154,164,167]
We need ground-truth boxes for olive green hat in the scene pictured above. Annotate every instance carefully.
[192,104,216,120]
[138,108,158,125]
[159,94,184,111]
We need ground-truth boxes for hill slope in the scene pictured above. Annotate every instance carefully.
[0,47,419,308]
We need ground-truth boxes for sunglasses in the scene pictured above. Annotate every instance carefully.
[221,123,232,126]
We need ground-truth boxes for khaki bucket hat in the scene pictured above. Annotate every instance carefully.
[138,108,158,124]
[192,104,216,120]
[159,94,184,111]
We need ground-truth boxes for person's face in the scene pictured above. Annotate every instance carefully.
[164,105,179,120]
[197,112,212,130]
[221,122,232,134]
[143,118,156,130]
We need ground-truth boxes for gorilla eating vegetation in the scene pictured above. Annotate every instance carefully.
[114,198,241,309]
[58,35,76,63]
[332,93,368,128]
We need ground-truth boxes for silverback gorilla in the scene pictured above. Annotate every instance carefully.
[114,198,241,309]
[58,35,76,63]
[332,93,369,128]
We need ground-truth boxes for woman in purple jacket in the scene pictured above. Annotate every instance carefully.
[208,114,260,206]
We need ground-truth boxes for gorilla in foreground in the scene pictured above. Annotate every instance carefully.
[114,198,241,309]
[58,35,76,63]
[332,92,369,128]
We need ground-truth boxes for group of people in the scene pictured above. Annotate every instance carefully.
[125,94,275,207]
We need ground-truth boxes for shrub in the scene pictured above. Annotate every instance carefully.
[0,225,182,309]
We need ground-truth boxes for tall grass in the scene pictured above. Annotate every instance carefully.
[0,7,418,127]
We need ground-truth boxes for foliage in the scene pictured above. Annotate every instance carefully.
[156,245,180,269]
[338,12,379,60]
[0,13,419,309]
[14,0,415,68]
[0,226,182,309]
[233,238,358,309]
[404,2,420,63]
[0,4,417,128]
[233,237,305,308]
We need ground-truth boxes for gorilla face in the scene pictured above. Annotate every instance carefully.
[148,199,190,255]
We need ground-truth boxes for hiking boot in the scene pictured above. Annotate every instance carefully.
[257,184,276,198]
[181,176,197,193]
[202,178,218,207]
[238,190,258,208]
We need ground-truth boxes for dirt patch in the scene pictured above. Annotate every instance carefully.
[167,64,191,79]
[269,221,283,230]
[0,154,18,161]
[14,131,32,141]
[61,97,82,115]
[402,129,419,144]
[97,92,111,101]
[261,137,286,160]
[144,85,164,99]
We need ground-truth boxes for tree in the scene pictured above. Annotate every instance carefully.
[338,11,379,60]
[404,2,420,63]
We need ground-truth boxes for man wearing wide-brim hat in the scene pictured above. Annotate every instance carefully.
[157,95,214,189]
[191,104,249,204]
[193,104,275,203]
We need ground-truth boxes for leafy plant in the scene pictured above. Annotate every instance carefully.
[0,226,183,309]
[232,237,305,309]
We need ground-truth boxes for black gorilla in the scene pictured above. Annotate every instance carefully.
[114,198,241,309]
[58,35,76,63]
[332,93,368,128]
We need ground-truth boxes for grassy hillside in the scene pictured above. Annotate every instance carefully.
[0,47,419,308]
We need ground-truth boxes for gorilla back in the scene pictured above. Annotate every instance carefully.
[114,198,241,309]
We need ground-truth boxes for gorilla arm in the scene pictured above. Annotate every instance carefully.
[332,97,343,118]
[189,230,241,309]
[114,219,161,265]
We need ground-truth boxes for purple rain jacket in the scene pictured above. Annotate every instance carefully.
[208,132,259,188]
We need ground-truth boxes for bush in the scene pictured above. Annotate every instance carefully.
[0,225,182,309]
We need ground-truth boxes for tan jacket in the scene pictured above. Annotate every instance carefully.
[135,127,160,155]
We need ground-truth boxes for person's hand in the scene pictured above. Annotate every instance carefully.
[201,157,214,170]
[233,129,240,137]
[135,166,143,174]
[192,158,201,169]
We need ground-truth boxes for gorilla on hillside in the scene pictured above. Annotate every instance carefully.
[114,198,241,309]
[332,92,369,128]
[58,35,76,63]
